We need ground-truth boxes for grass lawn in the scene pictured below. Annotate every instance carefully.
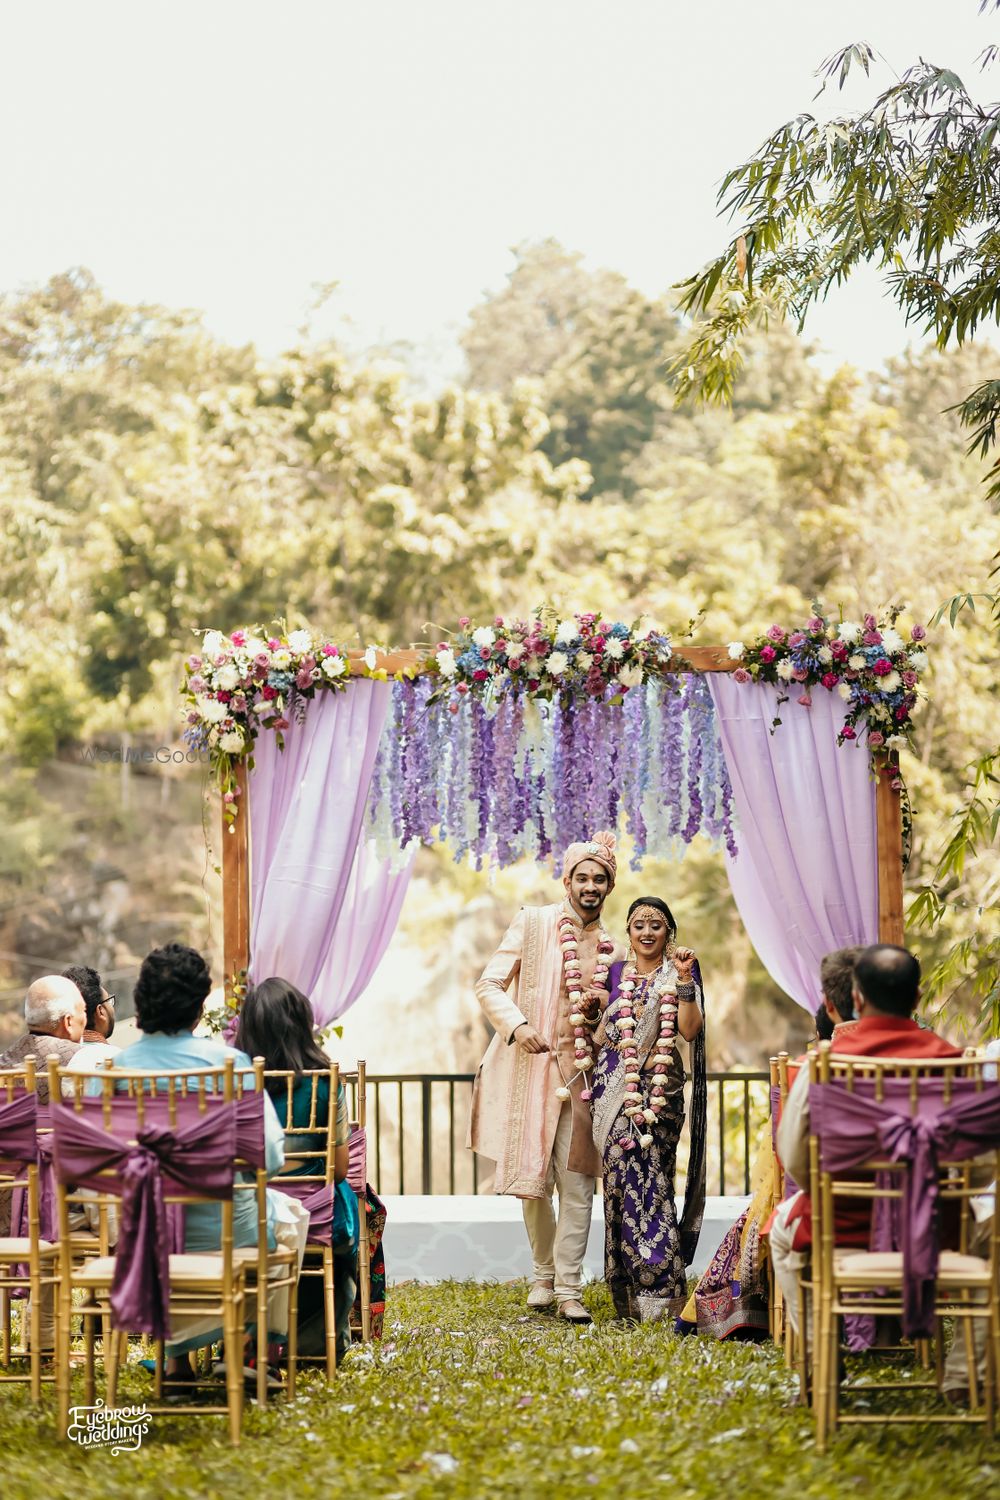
[1,1281,996,1499]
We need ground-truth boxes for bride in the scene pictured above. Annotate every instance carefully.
[590,897,707,1321]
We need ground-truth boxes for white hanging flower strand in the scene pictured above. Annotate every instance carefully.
[554,912,615,1103]
[615,964,679,1149]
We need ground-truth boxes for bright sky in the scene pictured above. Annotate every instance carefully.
[3,2,996,380]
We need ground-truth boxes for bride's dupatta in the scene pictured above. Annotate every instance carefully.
[591,958,708,1266]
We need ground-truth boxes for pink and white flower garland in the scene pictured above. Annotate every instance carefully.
[555,914,615,1102]
[616,964,679,1149]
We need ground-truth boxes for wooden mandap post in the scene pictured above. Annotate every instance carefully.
[875,754,905,945]
[222,759,251,1001]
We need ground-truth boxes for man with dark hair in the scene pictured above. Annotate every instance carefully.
[769,943,961,1335]
[109,944,301,1383]
[64,964,119,1073]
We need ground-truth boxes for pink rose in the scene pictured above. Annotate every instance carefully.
[788,632,806,648]
[864,613,877,629]
[821,672,840,690]
[792,667,808,682]
[911,624,927,641]
[267,637,280,650]
[224,790,236,803]
[187,654,203,671]
[759,645,776,663]
[841,726,857,740]
[456,682,469,695]
[479,647,492,660]
[806,616,825,632]
[902,670,917,688]
[494,616,505,628]
[868,731,885,747]
[255,652,271,669]
[231,630,246,648]
[863,629,883,646]
[732,667,752,684]
[831,641,849,662]
[765,625,786,642]
[459,617,470,629]
[872,657,892,677]
[797,692,812,708]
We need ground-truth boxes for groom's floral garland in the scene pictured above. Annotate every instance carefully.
[726,607,929,764]
[616,965,679,1150]
[554,914,615,1101]
[429,610,675,708]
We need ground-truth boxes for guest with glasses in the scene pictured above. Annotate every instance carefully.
[63,964,120,1073]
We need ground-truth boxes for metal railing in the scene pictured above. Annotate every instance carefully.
[345,1070,771,1198]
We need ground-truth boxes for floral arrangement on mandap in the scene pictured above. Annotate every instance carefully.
[428,611,675,708]
[182,626,389,821]
[726,607,929,763]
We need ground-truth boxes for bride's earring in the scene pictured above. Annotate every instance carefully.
[626,941,636,966]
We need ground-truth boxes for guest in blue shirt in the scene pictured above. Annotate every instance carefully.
[111,943,286,1377]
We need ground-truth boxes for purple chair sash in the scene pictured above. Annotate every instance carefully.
[810,1079,1000,1339]
[272,1178,335,1245]
[0,1091,39,1166]
[51,1100,238,1340]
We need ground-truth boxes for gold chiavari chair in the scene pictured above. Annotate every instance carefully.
[49,1058,249,1446]
[266,1063,340,1381]
[341,1061,372,1343]
[0,1060,58,1400]
[808,1047,1000,1453]
[767,1055,785,1348]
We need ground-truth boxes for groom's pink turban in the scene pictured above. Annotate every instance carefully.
[561,830,618,888]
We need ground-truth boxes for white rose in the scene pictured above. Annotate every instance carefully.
[214,664,240,691]
[848,654,866,671]
[287,629,313,653]
[254,699,275,715]
[218,731,245,754]
[887,733,907,750]
[471,626,495,649]
[838,683,853,701]
[881,627,905,655]
[555,619,579,644]
[838,622,861,644]
[547,651,569,676]
[322,655,348,678]
[605,638,625,660]
[880,671,902,693]
[909,650,929,674]
[727,642,745,660]
[776,660,795,682]
[817,645,833,665]
[577,651,593,670]
[436,648,458,678]
[203,630,225,656]
[505,641,526,662]
[619,664,644,688]
[197,696,228,724]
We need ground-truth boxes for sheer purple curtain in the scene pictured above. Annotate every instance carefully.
[707,677,878,1012]
[249,682,413,1026]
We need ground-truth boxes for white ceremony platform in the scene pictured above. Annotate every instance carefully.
[381,1194,749,1283]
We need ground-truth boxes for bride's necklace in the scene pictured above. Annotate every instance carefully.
[615,960,679,1149]
[555,908,614,1105]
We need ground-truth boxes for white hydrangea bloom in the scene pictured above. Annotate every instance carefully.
[203,630,225,656]
[436,648,458,677]
[214,664,240,691]
[197,696,228,724]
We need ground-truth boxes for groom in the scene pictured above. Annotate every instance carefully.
[469,831,619,1324]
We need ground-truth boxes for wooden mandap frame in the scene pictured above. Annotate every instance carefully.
[220,645,905,999]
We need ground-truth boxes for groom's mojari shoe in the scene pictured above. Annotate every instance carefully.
[527,1281,555,1309]
[557,1299,592,1325]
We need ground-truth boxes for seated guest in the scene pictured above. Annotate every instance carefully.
[235,977,356,1363]
[677,945,862,1341]
[63,965,120,1072]
[110,944,298,1380]
[769,944,962,1334]
[0,976,86,1100]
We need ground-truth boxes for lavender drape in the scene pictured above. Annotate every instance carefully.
[810,1078,1000,1339]
[708,678,878,1012]
[249,683,413,1027]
